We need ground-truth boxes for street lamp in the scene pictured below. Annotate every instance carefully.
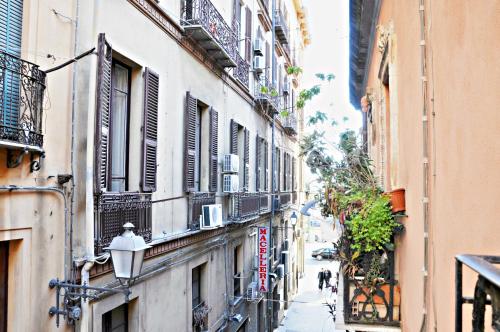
[105,222,152,286]
[290,211,298,227]
[49,223,151,327]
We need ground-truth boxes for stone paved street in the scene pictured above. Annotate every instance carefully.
[278,241,344,332]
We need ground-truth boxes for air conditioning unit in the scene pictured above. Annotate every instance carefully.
[254,39,263,56]
[200,204,223,229]
[253,56,265,74]
[281,251,289,275]
[223,154,239,173]
[277,264,284,279]
[223,174,239,193]
[246,281,258,301]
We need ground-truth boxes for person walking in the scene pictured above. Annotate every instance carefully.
[324,269,332,287]
[318,268,325,291]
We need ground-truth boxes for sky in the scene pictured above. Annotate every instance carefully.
[300,0,361,187]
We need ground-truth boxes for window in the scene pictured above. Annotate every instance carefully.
[256,136,268,192]
[192,265,202,309]
[102,304,128,332]
[109,62,131,192]
[184,94,218,192]
[229,120,249,191]
[233,245,242,297]
[0,242,8,332]
[192,263,207,331]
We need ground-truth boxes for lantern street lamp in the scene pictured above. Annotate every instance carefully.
[49,223,151,327]
[105,222,152,286]
[290,211,298,227]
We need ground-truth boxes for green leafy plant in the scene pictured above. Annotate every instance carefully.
[287,66,303,76]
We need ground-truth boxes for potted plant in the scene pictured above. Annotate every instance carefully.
[387,188,405,213]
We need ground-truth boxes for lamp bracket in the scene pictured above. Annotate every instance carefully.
[48,278,131,327]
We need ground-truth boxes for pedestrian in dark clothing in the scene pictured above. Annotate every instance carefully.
[324,269,332,287]
[318,268,325,290]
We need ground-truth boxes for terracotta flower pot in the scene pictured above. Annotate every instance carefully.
[389,188,406,213]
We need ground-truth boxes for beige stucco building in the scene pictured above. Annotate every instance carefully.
[348,0,500,331]
[0,0,310,331]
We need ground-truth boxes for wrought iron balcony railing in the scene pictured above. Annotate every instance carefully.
[282,113,298,135]
[0,51,46,149]
[181,0,237,68]
[255,77,280,116]
[274,10,289,45]
[343,250,400,325]
[230,192,274,221]
[94,192,152,254]
[233,52,249,88]
[455,254,500,332]
[189,192,216,230]
[260,193,270,213]
[279,192,291,208]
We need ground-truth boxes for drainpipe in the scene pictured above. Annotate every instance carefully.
[418,1,431,331]
[79,260,94,332]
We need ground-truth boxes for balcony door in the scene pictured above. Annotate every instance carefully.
[109,62,131,192]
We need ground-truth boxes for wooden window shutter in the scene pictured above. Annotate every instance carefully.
[230,119,238,155]
[94,33,113,193]
[142,68,159,192]
[184,92,197,192]
[292,156,296,191]
[276,148,280,192]
[264,140,269,191]
[245,7,252,62]
[255,135,261,191]
[209,107,219,192]
[243,128,250,191]
[265,42,270,82]
[283,153,287,191]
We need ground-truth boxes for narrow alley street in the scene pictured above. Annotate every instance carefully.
[278,242,342,332]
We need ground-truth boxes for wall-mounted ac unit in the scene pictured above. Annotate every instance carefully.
[223,154,239,173]
[223,174,239,193]
[200,204,223,229]
[246,281,258,301]
[277,264,284,279]
[254,39,263,56]
[253,56,265,74]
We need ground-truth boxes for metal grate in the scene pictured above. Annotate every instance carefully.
[94,192,152,254]
[0,51,46,147]
[189,192,216,230]
[233,52,250,88]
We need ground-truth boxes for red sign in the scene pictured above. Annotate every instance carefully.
[257,227,269,292]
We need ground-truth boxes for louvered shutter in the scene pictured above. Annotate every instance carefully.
[209,107,218,192]
[265,41,270,83]
[94,33,113,192]
[0,0,23,54]
[283,153,287,191]
[230,119,238,155]
[184,92,197,192]
[245,7,252,62]
[264,140,269,191]
[292,156,296,191]
[142,68,159,192]
[243,128,249,191]
[276,148,280,192]
[255,135,261,191]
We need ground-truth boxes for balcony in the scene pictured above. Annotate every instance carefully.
[455,254,500,332]
[94,192,152,254]
[282,113,298,135]
[0,51,46,151]
[181,0,237,68]
[255,77,280,117]
[229,192,272,221]
[274,10,289,45]
[233,52,249,88]
[260,193,270,213]
[188,192,216,230]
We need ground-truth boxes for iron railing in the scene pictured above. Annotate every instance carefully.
[282,113,298,135]
[192,301,210,330]
[181,0,237,64]
[233,52,250,88]
[343,250,399,325]
[260,193,270,213]
[230,192,273,221]
[274,9,289,45]
[455,254,500,332]
[255,77,280,115]
[279,192,291,208]
[94,192,152,254]
[189,192,216,230]
[0,51,46,148]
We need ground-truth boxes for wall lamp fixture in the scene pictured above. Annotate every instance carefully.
[48,223,151,327]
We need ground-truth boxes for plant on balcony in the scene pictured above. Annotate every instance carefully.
[193,302,211,330]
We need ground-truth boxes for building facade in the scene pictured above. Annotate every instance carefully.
[349,0,500,331]
[0,0,310,331]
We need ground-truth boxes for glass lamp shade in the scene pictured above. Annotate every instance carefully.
[290,211,298,226]
[105,223,152,283]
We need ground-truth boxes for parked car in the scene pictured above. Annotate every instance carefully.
[311,248,338,260]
